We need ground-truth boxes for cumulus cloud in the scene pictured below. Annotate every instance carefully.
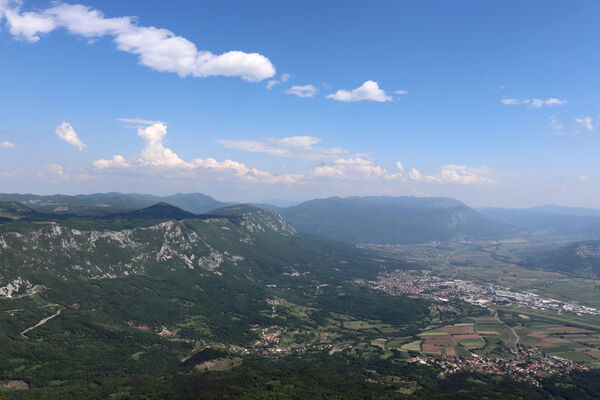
[0,141,15,148]
[1,2,275,82]
[424,164,493,185]
[55,121,86,150]
[94,122,301,184]
[575,116,594,131]
[501,97,566,107]
[326,80,392,102]
[284,84,317,98]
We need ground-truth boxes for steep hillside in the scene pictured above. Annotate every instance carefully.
[0,202,431,399]
[280,196,511,244]
[0,206,303,292]
[0,201,40,220]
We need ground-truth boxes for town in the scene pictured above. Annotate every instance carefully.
[375,269,600,317]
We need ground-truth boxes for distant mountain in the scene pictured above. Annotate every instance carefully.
[139,193,230,214]
[479,206,600,236]
[279,196,512,244]
[112,202,199,220]
[0,192,228,216]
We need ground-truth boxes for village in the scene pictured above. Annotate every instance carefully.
[410,349,589,385]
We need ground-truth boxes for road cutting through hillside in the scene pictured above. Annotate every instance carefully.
[21,309,61,338]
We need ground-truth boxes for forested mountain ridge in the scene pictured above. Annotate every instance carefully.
[0,192,229,216]
[279,196,513,244]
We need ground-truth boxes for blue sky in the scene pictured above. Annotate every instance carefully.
[1,0,599,207]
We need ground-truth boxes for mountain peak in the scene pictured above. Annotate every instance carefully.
[113,202,197,220]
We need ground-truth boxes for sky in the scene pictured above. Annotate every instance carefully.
[1,0,599,207]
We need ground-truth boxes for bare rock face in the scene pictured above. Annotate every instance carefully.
[239,209,297,236]
[0,207,298,292]
[1,380,30,390]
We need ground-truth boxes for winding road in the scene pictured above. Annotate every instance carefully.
[494,312,520,360]
[21,309,61,338]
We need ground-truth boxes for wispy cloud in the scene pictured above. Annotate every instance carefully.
[500,97,566,107]
[284,84,317,98]
[327,80,392,102]
[55,122,86,151]
[266,80,280,90]
[117,117,162,125]
[1,2,275,82]
[575,116,594,131]
[217,136,347,160]
[423,164,494,185]
[0,141,15,148]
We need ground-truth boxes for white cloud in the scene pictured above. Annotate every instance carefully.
[0,169,19,177]
[579,175,589,182]
[284,84,317,98]
[575,116,594,131]
[425,164,493,185]
[394,90,408,95]
[500,98,527,105]
[55,121,86,151]
[276,136,321,149]
[395,162,404,172]
[94,122,301,184]
[117,117,161,125]
[1,2,275,82]
[92,155,129,169]
[38,163,68,180]
[501,97,566,107]
[281,73,291,82]
[548,115,564,134]
[408,168,421,181]
[327,80,392,102]
[0,141,15,148]
[217,139,292,157]
[217,136,348,160]
[266,80,279,90]
[534,98,566,107]
[311,157,404,181]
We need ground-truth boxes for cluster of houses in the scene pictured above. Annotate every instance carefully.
[409,349,589,385]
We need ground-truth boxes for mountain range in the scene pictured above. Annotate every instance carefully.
[4,192,600,245]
